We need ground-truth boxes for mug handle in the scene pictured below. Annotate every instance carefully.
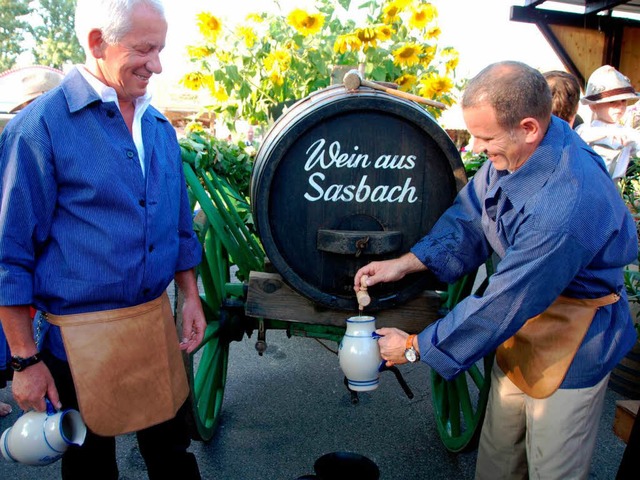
[45,398,56,416]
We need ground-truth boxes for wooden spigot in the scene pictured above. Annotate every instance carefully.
[357,275,371,310]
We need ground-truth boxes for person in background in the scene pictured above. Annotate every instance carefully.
[576,65,640,181]
[0,1,205,479]
[355,61,637,480]
[0,66,64,418]
[543,69,582,128]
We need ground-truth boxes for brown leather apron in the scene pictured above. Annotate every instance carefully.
[496,293,620,399]
[45,292,189,436]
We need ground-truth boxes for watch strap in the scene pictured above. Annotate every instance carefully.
[406,334,417,350]
[11,352,42,371]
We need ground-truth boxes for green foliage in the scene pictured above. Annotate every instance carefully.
[0,0,31,71]
[179,131,255,201]
[29,0,84,69]
[462,150,488,178]
[620,157,640,329]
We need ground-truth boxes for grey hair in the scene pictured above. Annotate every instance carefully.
[461,61,552,130]
[75,0,165,53]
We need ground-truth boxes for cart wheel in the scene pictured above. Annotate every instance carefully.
[430,261,495,452]
[175,287,229,442]
[431,353,493,452]
[187,304,229,442]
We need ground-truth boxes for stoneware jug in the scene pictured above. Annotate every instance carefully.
[1,399,87,466]
[338,315,383,391]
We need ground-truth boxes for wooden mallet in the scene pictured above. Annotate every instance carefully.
[343,69,447,109]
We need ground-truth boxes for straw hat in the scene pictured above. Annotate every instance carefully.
[0,66,64,113]
[581,65,639,105]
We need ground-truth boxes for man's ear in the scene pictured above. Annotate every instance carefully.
[520,117,543,144]
[87,29,106,59]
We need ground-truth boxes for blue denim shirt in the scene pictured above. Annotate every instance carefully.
[0,68,202,359]
[411,117,638,388]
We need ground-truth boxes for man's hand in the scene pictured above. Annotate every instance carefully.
[174,268,206,354]
[376,327,412,367]
[179,296,206,354]
[11,362,61,412]
[0,305,61,411]
[354,252,427,293]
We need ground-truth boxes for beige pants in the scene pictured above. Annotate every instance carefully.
[475,361,609,480]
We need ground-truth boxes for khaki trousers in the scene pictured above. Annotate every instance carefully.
[475,361,609,480]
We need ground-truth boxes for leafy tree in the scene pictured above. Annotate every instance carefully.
[30,0,84,69]
[0,0,31,72]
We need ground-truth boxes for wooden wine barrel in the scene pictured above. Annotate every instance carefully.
[251,85,467,311]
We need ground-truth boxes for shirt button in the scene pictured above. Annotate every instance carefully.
[143,288,150,295]
[127,150,134,158]
[106,110,116,118]
[149,245,154,253]
[139,199,146,207]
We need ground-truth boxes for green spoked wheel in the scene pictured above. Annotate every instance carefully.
[185,302,229,441]
[430,261,495,452]
[431,353,493,452]
[180,141,265,442]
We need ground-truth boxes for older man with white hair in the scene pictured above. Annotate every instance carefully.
[0,1,205,478]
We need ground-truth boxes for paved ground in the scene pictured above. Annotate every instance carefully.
[0,325,631,479]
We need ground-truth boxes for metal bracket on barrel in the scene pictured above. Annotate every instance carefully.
[316,229,402,256]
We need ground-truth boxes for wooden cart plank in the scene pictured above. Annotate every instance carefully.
[245,271,442,333]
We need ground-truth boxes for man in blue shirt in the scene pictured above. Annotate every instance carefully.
[0,1,205,478]
[355,61,637,479]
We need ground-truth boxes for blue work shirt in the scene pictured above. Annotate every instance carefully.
[0,68,202,359]
[412,116,638,388]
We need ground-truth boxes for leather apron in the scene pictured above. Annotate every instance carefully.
[46,292,189,436]
[496,293,620,399]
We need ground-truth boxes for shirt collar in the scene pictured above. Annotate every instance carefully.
[488,116,564,213]
[74,65,152,113]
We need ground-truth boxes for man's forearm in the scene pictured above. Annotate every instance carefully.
[0,305,37,357]
[174,269,200,301]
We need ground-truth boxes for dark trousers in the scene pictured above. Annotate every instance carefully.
[42,350,201,480]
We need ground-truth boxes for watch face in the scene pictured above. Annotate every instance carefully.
[10,358,24,371]
[404,348,417,363]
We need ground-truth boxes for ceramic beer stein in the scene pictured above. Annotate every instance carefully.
[1,399,87,466]
[338,315,383,391]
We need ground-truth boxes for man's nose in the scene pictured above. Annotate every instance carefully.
[146,52,162,74]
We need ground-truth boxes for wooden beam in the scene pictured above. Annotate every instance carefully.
[585,1,631,15]
[245,271,443,334]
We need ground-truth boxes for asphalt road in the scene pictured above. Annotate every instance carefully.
[0,325,630,479]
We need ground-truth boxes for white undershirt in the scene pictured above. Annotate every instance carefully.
[76,66,151,177]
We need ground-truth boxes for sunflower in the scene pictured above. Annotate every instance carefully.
[245,13,263,23]
[426,25,441,40]
[334,33,362,54]
[185,122,204,134]
[382,3,401,24]
[286,9,325,36]
[237,26,258,49]
[441,47,460,72]
[418,74,453,98]
[395,74,417,92]
[355,27,378,50]
[186,45,211,59]
[269,71,285,86]
[209,83,229,102]
[264,49,292,75]
[421,45,437,66]
[196,12,222,42]
[409,4,438,30]
[180,72,213,91]
[375,25,393,42]
[392,43,423,66]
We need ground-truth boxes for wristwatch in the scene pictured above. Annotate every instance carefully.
[404,334,420,363]
[10,353,42,372]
